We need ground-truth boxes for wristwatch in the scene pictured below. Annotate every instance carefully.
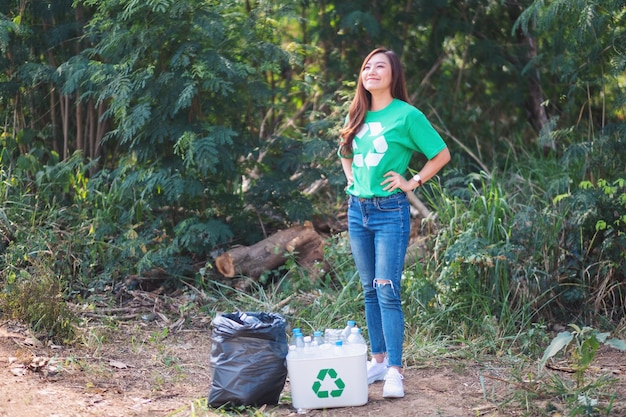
[412,174,423,187]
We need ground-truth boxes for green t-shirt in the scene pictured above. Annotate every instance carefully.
[340,99,447,198]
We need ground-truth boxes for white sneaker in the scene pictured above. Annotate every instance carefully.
[382,367,405,398]
[366,357,388,384]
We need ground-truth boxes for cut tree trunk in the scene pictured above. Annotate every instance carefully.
[215,221,326,281]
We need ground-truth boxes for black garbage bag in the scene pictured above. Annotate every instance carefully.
[208,311,288,408]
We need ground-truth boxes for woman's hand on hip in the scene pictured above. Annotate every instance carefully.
[381,171,413,192]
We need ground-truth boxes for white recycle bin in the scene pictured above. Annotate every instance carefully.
[286,343,368,409]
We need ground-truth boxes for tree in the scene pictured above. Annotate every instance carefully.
[75,0,321,268]
[0,1,104,162]
[515,0,626,141]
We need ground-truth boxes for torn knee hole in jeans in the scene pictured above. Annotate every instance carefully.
[373,278,398,295]
[373,278,393,288]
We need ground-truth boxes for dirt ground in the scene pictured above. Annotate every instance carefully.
[0,316,625,417]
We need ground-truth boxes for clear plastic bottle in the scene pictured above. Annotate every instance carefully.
[312,331,324,347]
[333,340,344,356]
[324,328,343,345]
[342,320,356,341]
[303,336,314,356]
[239,312,258,325]
[287,344,299,359]
[294,332,305,351]
[347,327,366,345]
[289,328,302,347]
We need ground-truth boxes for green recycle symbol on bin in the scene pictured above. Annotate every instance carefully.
[312,368,345,398]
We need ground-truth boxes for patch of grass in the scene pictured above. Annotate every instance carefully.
[0,256,77,343]
[81,326,109,357]
[169,398,287,417]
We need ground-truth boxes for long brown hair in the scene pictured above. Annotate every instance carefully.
[339,48,409,157]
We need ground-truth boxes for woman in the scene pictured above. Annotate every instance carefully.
[338,47,450,398]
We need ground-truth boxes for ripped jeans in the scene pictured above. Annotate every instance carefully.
[347,193,410,368]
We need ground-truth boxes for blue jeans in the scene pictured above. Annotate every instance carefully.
[347,193,410,368]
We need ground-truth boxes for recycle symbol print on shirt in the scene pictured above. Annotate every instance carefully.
[312,368,345,398]
[353,122,387,168]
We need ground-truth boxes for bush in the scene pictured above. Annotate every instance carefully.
[0,257,77,343]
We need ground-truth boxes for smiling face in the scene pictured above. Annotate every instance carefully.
[361,52,393,94]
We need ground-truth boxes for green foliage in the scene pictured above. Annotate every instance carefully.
[515,0,626,128]
[543,129,626,322]
[413,127,625,339]
[418,172,522,338]
[548,176,626,321]
[73,0,319,255]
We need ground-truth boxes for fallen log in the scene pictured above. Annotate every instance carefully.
[215,221,326,280]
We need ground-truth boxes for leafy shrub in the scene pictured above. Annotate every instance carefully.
[419,173,523,336]
[552,177,626,322]
[539,324,626,385]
